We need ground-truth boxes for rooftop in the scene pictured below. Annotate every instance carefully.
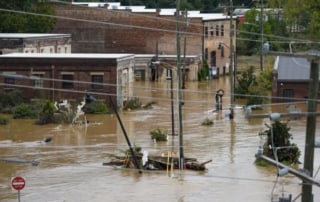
[0,33,71,39]
[0,53,134,59]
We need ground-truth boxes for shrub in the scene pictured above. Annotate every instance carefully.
[123,97,142,110]
[0,89,24,113]
[201,118,214,126]
[0,117,8,125]
[83,101,110,114]
[13,104,38,119]
[150,128,168,141]
[36,101,57,125]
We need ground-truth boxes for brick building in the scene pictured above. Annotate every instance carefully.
[272,55,313,103]
[50,2,203,56]
[0,53,135,107]
[134,54,201,82]
[49,2,236,78]
[0,33,71,54]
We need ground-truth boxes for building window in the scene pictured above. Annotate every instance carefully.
[220,25,224,36]
[283,89,294,98]
[221,46,224,57]
[62,74,74,89]
[204,26,208,38]
[166,69,172,80]
[210,25,214,37]
[216,25,219,36]
[32,73,44,88]
[210,51,216,67]
[91,75,103,89]
[4,76,15,86]
[205,48,208,60]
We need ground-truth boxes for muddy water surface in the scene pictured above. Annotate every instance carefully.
[1,78,320,202]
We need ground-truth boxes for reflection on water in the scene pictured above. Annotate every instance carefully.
[1,79,320,201]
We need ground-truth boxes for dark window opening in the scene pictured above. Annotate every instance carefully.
[205,48,208,60]
[62,74,74,89]
[221,25,224,36]
[210,51,216,67]
[4,77,15,85]
[204,26,208,38]
[91,75,103,89]
[215,25,219,36]
[283,89,294,102]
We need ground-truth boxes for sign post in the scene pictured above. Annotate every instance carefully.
[11,176,25,202]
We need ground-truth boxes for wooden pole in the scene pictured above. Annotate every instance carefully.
[176,0,184,171]
[229,0,234,119]
[302,57,319,202]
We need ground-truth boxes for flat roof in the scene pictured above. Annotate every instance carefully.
[0,53,135,59]
[0,33,71,39]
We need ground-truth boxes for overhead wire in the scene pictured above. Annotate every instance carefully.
[0,71,318,111]
[0,3,318,196]
[0,2,319,45]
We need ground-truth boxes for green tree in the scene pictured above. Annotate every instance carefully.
[235,65,256,97]
[259,120,301,164]
[0,0,56,33]
[198,60,210,81]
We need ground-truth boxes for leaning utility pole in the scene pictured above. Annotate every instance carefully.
[302,53,320,202]
[176,0,184,170]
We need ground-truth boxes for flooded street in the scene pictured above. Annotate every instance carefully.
[1,78,320,202]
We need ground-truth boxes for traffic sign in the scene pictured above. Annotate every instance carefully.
[11,176,25,191]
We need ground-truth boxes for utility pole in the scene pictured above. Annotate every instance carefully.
[182,9,188,89]
[302,54,320,202]
[260,0,264,71]
[176,0,184,171]
[229,0,234,119]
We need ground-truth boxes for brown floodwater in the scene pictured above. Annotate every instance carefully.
[1,78,320,202]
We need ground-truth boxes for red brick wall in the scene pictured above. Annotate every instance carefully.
[50,2,203,55]
[0,58,118,105]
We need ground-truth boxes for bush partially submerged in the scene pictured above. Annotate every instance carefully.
[13,104,38,119]
[83,100,110,114]
[201,118,214,126]
[123,97,155,111]
[150,128,168,141]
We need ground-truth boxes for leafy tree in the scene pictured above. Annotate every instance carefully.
[37,100,57,124]
[198,60,210,81]
[0,90,24,113]
[259,120,301,164]
[0,0,56,33]
[235,65,256,97]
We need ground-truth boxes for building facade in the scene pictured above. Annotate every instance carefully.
[0,34,72,54]
[0,53,135,108]
[134,54,201,82]
[272,55,313,103]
